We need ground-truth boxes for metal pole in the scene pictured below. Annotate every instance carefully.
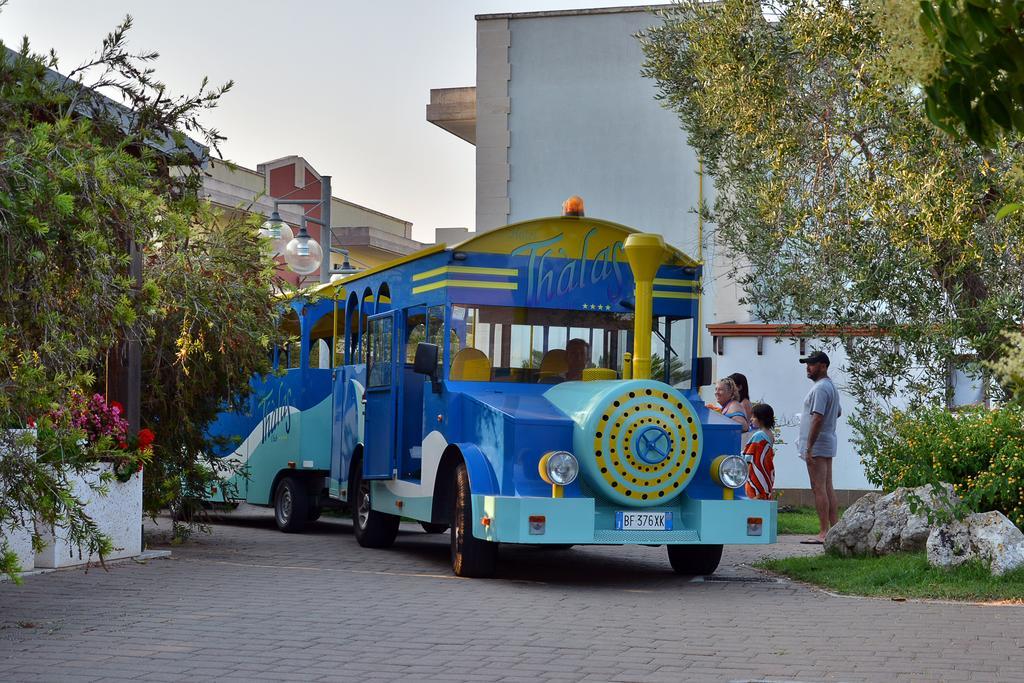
[320,175,332,284]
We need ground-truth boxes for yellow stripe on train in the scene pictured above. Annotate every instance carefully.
[411,279,519,295]
[412,265,519,282]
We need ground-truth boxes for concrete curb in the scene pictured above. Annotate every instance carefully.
[2,549,172,583]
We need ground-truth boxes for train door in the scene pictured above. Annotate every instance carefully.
[363,310,400,479]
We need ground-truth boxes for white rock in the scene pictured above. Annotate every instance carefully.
[927,511,1024,576]
[825,483,958,557]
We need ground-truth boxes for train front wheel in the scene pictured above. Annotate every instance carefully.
[351,460,399,548]
[450,462,497,577]
[667,544,723,575]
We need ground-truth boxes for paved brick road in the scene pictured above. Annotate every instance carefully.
[1,507,1022,682]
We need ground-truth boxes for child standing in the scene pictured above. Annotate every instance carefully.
[743,403,776,500]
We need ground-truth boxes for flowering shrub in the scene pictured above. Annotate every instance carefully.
[859,405,1024,528]
[63,393,129,447]
[47,392,153,482]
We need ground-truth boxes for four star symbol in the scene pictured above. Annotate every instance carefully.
[583,303,613,311]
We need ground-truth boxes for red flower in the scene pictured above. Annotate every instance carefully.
[137,428,155,448]
[110,400,124,415]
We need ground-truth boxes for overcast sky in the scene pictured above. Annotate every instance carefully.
[0,1,651,242]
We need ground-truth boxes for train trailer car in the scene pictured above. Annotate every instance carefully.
[206,207,777,577]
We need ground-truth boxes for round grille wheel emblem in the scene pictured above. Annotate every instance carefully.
[587,382,703,506]
[635,426,672,464]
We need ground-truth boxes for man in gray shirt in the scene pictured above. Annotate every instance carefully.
[797,351,841,544]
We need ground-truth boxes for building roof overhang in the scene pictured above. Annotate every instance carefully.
[426,87,476,145]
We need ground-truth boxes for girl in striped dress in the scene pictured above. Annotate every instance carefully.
[744,403,776,500]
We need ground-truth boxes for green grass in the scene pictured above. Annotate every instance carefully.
[776,506,848,535]
[757,552,1024,601]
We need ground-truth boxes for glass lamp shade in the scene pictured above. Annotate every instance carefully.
[283,235,323,275]
[259,217,294,257]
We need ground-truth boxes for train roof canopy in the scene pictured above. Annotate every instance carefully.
[308,215,699,299]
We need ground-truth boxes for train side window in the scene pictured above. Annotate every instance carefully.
[333,300,346,368]
[346,294,361,365]
[652,317,693,389]
[405,306,427,363]
[307,309,339,369]
[426,305,445,372]
[367,316,393,388]
[278,309,301,371]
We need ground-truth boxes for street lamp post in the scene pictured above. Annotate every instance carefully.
[260,175,334,284]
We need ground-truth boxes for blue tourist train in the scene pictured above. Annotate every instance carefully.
[206,206,777,577]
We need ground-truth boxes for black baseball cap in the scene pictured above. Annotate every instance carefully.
[799,351,830,366]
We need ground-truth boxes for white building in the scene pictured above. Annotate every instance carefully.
[427,5,875,502]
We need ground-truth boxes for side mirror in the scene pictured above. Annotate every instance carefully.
[414,342,442,393]
[695,357,713,388]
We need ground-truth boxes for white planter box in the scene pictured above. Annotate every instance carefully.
[2,522,35,573]
[36,462,143,568]
[1,429,37,573]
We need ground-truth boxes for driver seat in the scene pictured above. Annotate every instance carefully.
[450,348,491,381]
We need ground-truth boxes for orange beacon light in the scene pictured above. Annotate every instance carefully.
[562,195,585,217]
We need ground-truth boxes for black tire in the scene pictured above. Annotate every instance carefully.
[351,459,399,548]
[667,544,724,575]
[450,462,497,577]
[274,477,309,533]
[421,521,448,534]
[307,507,322,522]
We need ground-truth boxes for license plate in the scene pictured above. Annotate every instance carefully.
[615,511,673,531]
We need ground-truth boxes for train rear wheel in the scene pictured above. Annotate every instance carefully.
[351,460,399,548]
[450,462,497,577]
[667,544,723,575]
[421,522,448,534]
[274,477,309,533]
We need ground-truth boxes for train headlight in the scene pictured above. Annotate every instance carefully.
[539,451,579,486]
[711,455,748,489]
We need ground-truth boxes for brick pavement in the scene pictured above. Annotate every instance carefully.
[1,507,1022,682]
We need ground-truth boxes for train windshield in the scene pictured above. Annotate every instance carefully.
[448,304,693,387]
[448,304,632,383]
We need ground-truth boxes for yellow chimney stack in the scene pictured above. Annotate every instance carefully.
[624,233,667,380]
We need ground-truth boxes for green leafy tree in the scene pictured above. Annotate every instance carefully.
[871,0,1024,146]
[872,0,1024,402]
[640,1,1024,427]
[1,10,283,578]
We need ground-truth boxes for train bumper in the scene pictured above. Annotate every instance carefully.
[471,494,777,545]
